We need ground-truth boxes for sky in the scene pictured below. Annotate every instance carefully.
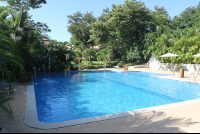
[1,0,200,43]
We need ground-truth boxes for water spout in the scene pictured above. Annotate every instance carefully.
[43,64,45,72]
[34,68,36,78]
[49,56,51,73]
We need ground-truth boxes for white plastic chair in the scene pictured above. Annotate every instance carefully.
[159,63,165,71]
[165,63,171,71]
[170,64,179,76]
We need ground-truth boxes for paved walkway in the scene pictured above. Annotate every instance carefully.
[1,68,200,133]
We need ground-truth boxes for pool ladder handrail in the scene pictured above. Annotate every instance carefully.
[194,69,200,83]
[187,66,200,83]
[187,71,196,83]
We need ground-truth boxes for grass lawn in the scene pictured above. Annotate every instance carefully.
[71,61,118,65]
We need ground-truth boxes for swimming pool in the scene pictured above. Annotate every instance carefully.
[33,71,200,123]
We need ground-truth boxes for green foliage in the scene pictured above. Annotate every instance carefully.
[82,48,97,62]
[80,64,104,69]
[0,90,14,120]
[67,11,96,49]
[152,5,170,27]
[97,48,113,69]
[126,63,133,66]
[1,0,47,11]
[90,0,155,63]
[117,62,123,68]
[171,3,200,29]
[127,47,141,62]
[47,41,75,72]
[115,59,120,62]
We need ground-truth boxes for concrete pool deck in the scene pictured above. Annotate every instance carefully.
[1,68,200,133]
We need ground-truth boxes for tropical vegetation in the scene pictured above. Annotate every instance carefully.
[1,0,200,125]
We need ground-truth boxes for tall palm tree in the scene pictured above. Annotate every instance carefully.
[0,24,24,121]
[75,51,82,71]
[82,48,96,64]
[127,47,141,62]
[97,48,113,69]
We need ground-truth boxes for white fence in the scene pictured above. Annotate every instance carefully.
[148,56,200,71]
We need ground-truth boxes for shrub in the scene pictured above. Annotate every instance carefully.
[115,59,120,62]
[106,64,113,68]
[73,57,82,64]
[126,63,133,66]
[98,65,104,68]
[94,65,100,69]
[117,63,123,68]
[70,64,78,71]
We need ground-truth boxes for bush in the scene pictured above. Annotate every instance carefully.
[106,64,113,68]
[132,60,148,65]
[80,65,104,69]
[111,61,118,66]
[115,59,120,62]
[126,63,133,66]
[70,64,78,71]
[98,65,104,68]
[117,63,123,68]
[73,57,82,64]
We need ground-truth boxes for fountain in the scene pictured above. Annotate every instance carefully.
[43,64,45,72]
[33,67,36,78]
[49,55,51,73]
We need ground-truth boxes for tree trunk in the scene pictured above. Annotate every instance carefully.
[105,60,106,69]
[78,58,80,71]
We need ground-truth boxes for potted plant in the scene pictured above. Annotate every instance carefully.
[179,64,184,78]
[123,64,128,71]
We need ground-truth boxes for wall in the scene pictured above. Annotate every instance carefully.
[148,55,200,71]
[148,55,161,69]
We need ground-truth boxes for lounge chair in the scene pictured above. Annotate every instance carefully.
[165,63,171,71]
[0,79,14,95]
[159,63,165,71]
[170,64,179,76]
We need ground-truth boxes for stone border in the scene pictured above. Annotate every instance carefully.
[24,71,200,129]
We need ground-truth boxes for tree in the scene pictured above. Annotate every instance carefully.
[90,0,154,62]
[82,48,96,64]
[74,51,82,71]
[171,2,200,29]
[96,48,113,69]
[0,0,47,11]
[127,47,141,62]
[151,5,171,29]
[67,11,97,49]
[0,22,24,121]
[0,0,49,124]
[0,4,51,73]
[46,40,75,72]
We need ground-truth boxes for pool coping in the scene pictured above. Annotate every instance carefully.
[24,70,200,129]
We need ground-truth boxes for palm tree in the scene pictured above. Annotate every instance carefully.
[0,21,25,121]
[73,41,84,52]
[127,47,141,62]
[97,48,113,69]
[75,51,82,71]
[46,42,75,72]
[82,48,96,64]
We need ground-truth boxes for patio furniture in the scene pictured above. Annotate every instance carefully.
[159,63,170,71]
[170,64,179,76]
[159,63,165,71]
[165,63,171,71]
[0,79,14,94]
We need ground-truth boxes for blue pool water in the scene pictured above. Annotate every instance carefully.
[33,71,200,123]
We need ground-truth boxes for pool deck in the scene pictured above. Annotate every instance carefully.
[1,68,200,133]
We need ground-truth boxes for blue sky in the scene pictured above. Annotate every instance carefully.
[1,0,200,42]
